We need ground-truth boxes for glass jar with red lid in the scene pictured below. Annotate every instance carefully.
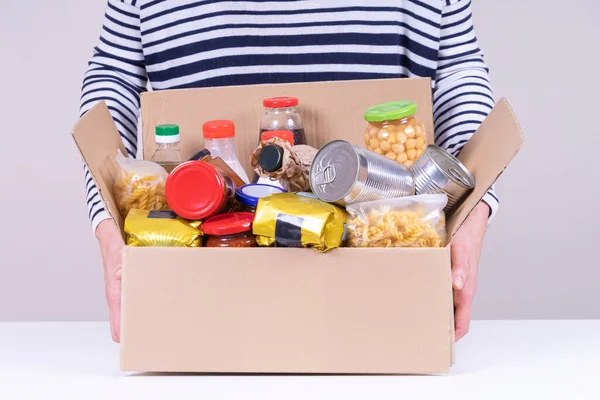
[260,97,307,145]
[202,212,257,248]
[165,161,236,220]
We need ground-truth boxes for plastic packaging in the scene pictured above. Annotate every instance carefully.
[203,120,250,184]
[124,209,202,247]
[151,124,184,173]
[364,101,428,168]
[260,97,307,145]
[253,192,347,252]
[114,152,169,219]
[202,212,257,248]
[347,194,448,248]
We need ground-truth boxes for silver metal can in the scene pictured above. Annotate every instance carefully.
[310,140,414,206]
[410,144,475,213]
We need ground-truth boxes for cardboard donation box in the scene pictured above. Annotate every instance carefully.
[72,78,524,374]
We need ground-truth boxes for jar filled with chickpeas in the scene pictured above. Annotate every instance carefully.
[363,101,428,168]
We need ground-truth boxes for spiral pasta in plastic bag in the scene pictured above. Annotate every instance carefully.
[347,194,448,248]
[114,152,169,219]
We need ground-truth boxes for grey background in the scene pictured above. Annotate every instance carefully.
[0,0,598,321]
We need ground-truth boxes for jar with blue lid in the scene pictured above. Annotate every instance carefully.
[233,184,286,213]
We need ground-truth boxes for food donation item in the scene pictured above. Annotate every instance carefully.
[363,101,427,168]
[165,161,236,220]
[310,140,414,206]
[124,209,202,247]
[347,194,448,248]
[253,130,295,188]
[260,97,307,145]
[234,184,286,213]
[202,212,257,248]
[410,145,475,214]
[250,137,316,192]
[203,120,250,184]
[114,152,169,219]
[150,124,184,173]
[253,193,347,252]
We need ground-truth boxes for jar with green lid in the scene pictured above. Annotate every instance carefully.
[363,101,428,168]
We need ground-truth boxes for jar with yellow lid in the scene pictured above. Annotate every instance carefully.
[363,101,428,168]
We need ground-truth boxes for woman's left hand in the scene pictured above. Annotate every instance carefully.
[451,201,490,341]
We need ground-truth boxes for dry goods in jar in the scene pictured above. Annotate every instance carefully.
[363,101,427,168]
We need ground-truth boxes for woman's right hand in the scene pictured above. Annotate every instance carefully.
[95,219,123,343]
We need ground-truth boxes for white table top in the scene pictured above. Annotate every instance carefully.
[0,320,598,400]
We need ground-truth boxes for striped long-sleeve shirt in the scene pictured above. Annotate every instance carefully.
[80,0,499,232]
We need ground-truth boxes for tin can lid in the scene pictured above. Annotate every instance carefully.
[236,184,286,207]
[310,140,360,203]
[165,161,226,220]
[364,101,417,123]
[202,212,255,236]
[426,145,475,189]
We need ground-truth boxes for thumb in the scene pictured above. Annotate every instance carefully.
[451,243,470,290]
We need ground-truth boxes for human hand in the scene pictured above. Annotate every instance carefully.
[95,219,123,343]
[451,201,489,341]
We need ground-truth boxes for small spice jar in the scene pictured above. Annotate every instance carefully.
[364,101,428,168]
[202,212,257,248]
[233,184,286,213]
[165,161,236,220]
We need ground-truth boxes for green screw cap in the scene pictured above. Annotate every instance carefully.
[155,124,180,136]
[364,101,418,123]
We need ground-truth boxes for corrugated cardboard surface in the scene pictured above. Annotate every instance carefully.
[120,247,453,374]
[140,78,435,172]
[71,78,524,374]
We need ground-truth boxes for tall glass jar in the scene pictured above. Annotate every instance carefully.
[259,97,307,145]
[363,101,428,168]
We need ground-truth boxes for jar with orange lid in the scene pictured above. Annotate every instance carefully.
[165,161,237,220]
[363,101,428,168]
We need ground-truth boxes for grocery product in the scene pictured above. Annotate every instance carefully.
[124,209,202,247]
[165,161,236,220]
[203,120,250,184]
[252,130,295,188]
[189,148,211,161]
[151,124,184,173]
[363,101,427,168]
[234,184,286,213]
[202,212,257,248]
[347,194,448,248]
[250,138,313,192]
[310,140,414,206]
[260,96,307,145]
[253,192,347,252]
[411,145,475,213]
[114,152,169,219]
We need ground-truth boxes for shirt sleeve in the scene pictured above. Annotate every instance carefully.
[79,0,147,234]
[433,0,498,223]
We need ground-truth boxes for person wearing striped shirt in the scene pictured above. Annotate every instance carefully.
[82,0,495,343]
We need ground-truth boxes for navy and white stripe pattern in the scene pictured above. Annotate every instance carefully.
[80,0,498,232]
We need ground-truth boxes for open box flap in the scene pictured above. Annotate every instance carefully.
[446,98,525,243]
[71,102,125,232]
[140,78,435,175]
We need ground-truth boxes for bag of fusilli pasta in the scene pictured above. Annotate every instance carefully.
[346,194,448,248]
[114,151,169,219]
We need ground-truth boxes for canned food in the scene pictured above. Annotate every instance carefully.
[410,145,475,213]
[310,140,414,206]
